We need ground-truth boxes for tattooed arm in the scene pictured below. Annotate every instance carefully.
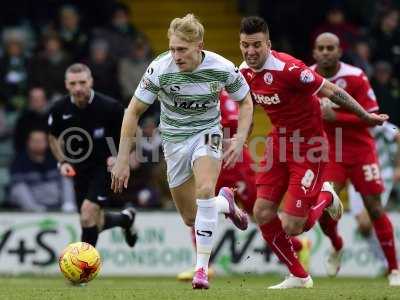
[319,80,388,126]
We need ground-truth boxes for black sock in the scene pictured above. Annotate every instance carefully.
[103,212,130,230]
[81,226,99,246]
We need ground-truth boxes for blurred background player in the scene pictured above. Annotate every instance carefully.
[348,122,400,271]
[111,14,253,289]
[48,63,138,249]
[312,32,400,285]
[239,17,387,289]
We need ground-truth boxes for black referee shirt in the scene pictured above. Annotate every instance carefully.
[48,90,124,171]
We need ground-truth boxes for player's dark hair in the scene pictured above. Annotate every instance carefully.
[240,16,269,38]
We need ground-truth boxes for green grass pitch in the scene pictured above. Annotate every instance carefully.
[0,275,398,300]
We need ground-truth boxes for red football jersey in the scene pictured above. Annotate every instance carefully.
[310,62,379,162]
[240,50,325,152]
[219,89,239,137]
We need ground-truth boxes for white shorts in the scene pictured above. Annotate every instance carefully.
[162,126,223,188]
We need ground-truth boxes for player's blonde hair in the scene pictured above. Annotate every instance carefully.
[167,14,204,43]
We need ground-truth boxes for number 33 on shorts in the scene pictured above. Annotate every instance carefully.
[362,163,380,181]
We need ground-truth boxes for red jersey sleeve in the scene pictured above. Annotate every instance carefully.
[353,72,379,113]
[219,90,239,135]
[284,60,325,96]
[334,111,368,127]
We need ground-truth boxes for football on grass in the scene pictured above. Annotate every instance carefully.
[59,242,101,284]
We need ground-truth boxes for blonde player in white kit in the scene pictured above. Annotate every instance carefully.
[111,14,254,289]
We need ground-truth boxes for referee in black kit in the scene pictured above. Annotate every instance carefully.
[48,63,138,248]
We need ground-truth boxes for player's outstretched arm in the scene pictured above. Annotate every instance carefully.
[319,80,388,126]
[223,92,253,168]
[111,96,149,193]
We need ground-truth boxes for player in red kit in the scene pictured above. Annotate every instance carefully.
[218,90,313,272]
[312,32,400,286]
[178,89,312,281]
[239,16,388,289]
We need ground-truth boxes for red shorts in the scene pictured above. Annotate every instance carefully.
[324,151,384,196]
[256,146,327,217]
[216,148,256,214]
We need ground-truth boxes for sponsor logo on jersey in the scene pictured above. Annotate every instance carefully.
[173,100,211,110]
[252,92,281,105]
[93,127,105,139]
[263,72,273,85]
[139,77,151,89]
[196,230,212,237]
[335,78,347,89]
[299,69,315,83]
[62,114,72,120]
[288,63,300,71]
[209,82,219,93]
[170,85,181,92]
[367,88,377,101]
[146,67,154,75]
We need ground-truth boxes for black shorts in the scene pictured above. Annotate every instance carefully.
[73,165,110,210]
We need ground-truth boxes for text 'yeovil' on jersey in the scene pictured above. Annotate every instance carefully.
[240,50,325,146]
[311,62,379,160]
[134,50,250,143]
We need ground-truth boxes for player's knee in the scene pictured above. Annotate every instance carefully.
[80,201,99,227]
[356,213,373,237]
[253,209,275,225]
[363,196,384,220]
[80,213,96,227]
[281,216,304,236]
[364,203,384,221]
[282,221,303,236]
[358,223,373,238]
[195,183,214,199]
[253,201,277,225]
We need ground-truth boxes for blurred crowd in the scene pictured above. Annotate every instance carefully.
[0,1,166,212]
[0,0,399,212]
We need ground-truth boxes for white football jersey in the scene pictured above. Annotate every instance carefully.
[134,50,249,142]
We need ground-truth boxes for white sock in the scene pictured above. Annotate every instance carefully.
[195,198,218,273]
[215,195,230,214]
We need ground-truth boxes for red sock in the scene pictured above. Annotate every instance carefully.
[259,216,308,278]
[319,212,343,251]
[190,226,196,250]
[304,191,333,231]
[291,236,303,252]
[373,213,398,271]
